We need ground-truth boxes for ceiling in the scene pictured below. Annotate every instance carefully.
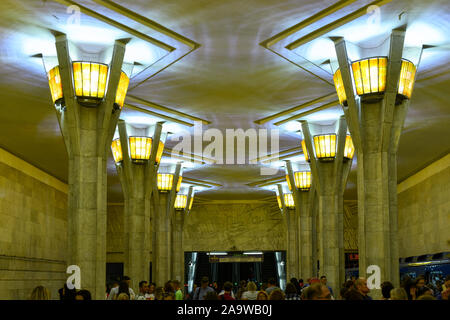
[0,0,449,202]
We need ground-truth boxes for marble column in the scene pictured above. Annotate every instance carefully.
[53,35,127,299]
[172,186,194,284]
[152,164,181,286]
[301,116,353,296]
[333,28,416,294]
[114,121,162,290]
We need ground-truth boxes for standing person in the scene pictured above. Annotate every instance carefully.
[265,278,279,296]
[193,277,215,300]
[154,287,165,300]
[108,276,135,300]
[30,286,51,300]
[236,280,247,300]
[298,279,305,290]
[147,282,156,300]
[269,288,285,300]
[290,278,302,295]
[58,283,76,300]
[347,278,372,300]
[390,288,408,300]
[241,281,258,300]
[136,281,149,300]
[381,281,394,300]
[173,280,184,300]
[75,290,92,300]
[303,283,332,300]
[284,282,301,300]
[219,282,236,300]
[320,276,334,297]
[257,291,268,300]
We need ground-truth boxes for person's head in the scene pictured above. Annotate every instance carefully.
[172,280,181,290]
[261,283,268,291]
[164,281,174,293]
[285,283,297,295]
[298,279,304,285]
[122,276,131,286]
[320,276,327,285]
[415,276,426,289]
[139,280,148,294]
[201,276,209,288]
[257,290,268,300]
[30,286,51,300]
[309,278,320,285]
[75,290,92,300]
[117,293,129,300]
[239,280,247,289]
[154,287,164,300]
[304,283,331,300]
[118,280,129,296]
[204,291,219,300]
[112,281,120,288]
[223,281,233,293]
[247,281,257,292]
[148,282,156,294]
[355,278,370,295]
[268,278,276,287]
[381,281,394,299]
[417,286,433,298]
[390,288,408,300]
[269,288,285,300]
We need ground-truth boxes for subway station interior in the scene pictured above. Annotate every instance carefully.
[0,0,449,300]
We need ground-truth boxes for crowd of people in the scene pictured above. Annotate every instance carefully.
[29,273,450,301]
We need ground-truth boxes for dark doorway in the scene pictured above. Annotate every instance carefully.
[217,263,233,287]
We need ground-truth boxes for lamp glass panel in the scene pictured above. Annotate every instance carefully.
[314,134,336,159]
[47,66,63,103]
[72,62,108,99]
[333,69,347,105]
[174,195,187,210]
[129,136,152,162]
[284,194,295,208]
[398,60,416,98]
[156,141,165,164]
[189,196,194,210]
[111,138,123,163]
[295,171,311,191]
[301,140,310,162]
[176,176,183,192]
[157,174,173,192]
[286,174,292,191]
[352,57,387,95]
[114,71,130,108]
[344,135,355,159]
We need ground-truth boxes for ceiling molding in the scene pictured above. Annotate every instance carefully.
[123,103,194,127]
[274,100,340,126]
[247,175,286,188]
[127,95,211,125]
[182,177,222,188]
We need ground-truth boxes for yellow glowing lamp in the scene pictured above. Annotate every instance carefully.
[344,135,355,160]
[129,136,152,164]
[284,193,295,209]
[276,195,282,209]
[72,61,108,105]
[176,176,183,192]
[286,174,293,191]
[333,68,347,105]
[157,174,173,192]
[351,57,387,97]
[301,140,310,162]
[156,141,165,164]
[111,138,123,163]
[398,59,416,99]
[314,134,336,161]
[188,196,194,210]
[174,195,187,210]
[47,66,63,103]
[295,171,311,191]
[114,71,130,109]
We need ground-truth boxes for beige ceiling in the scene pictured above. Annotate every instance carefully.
[0,0,449,202]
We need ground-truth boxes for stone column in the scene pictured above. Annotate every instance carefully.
[333,28,415,294]
[54,35,127,299]
[152,163,181,286]
[276,184,298,280]
[301,116,352,296]
[299,188,316,280]
[172,186,194,284]
[114,121,162,290]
